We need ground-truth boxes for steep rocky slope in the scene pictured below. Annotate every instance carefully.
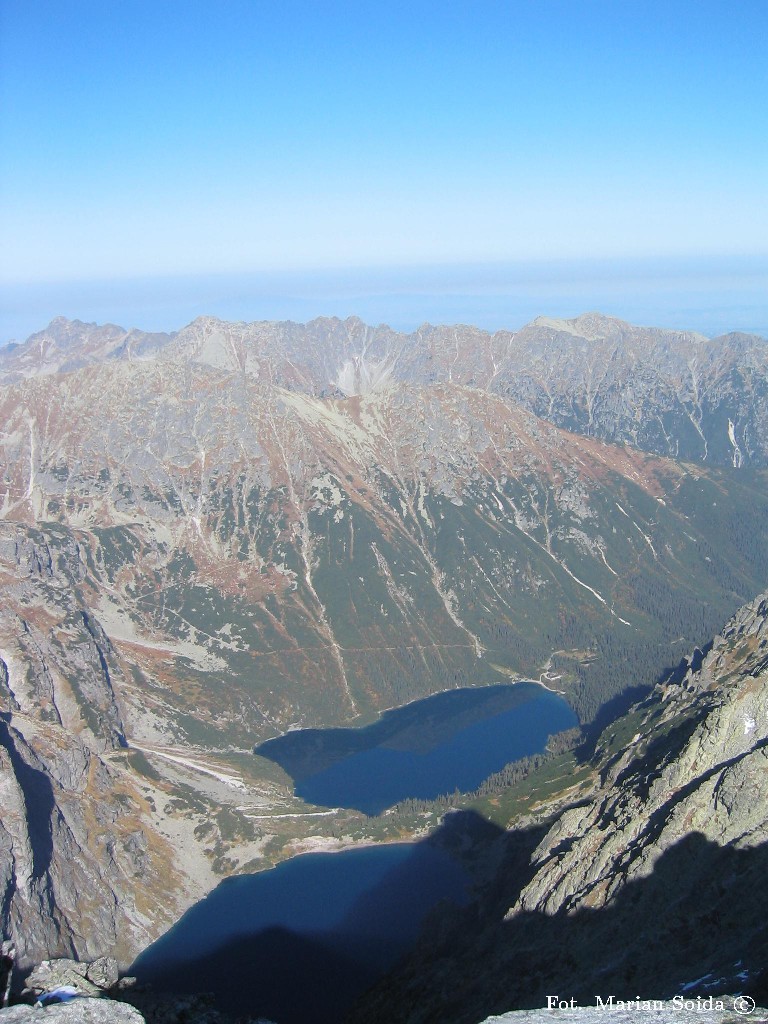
[0,524,221,966]
[3,360,768,738]
[348,594,768,1022]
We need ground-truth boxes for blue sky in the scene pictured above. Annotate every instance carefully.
[1,1,767,339]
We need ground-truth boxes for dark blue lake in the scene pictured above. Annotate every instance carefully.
[256,682,577,814]
[131,836,474,1024]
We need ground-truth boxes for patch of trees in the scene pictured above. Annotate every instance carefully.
[382,726,582,821]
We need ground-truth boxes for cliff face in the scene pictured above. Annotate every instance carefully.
[0,530,183,966]
[517,595,768,917]
[348,594,768,1022]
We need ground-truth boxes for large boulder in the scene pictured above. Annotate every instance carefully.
[23,960,119,1002]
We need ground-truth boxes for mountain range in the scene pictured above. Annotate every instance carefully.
[4,311,768,465]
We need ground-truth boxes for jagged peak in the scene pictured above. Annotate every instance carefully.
[528,311,714,345]
[180,314,229,331]
[305,314,358,330]
[34,316,125,336]
[530,311,632,339]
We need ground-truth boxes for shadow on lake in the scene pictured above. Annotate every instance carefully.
[131,687,577,1021]
[130,811,504,1024]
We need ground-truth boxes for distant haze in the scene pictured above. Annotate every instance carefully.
[2,255,767,346]
[1,1,767,339]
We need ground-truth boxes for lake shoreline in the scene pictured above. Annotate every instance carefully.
[289,682,577,815]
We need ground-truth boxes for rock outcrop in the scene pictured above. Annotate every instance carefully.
[23,960,120,1002]
[480,1003,767,1024]
[0,1002,144,1024]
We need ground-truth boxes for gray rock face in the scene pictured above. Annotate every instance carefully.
[481,1002,766,1024]
[0,526,183,966]
[23,960,119,1001]
[1,942,13,1009]
[515,596,768,921]
[0,636,156,963]
[0,1000,144,1024]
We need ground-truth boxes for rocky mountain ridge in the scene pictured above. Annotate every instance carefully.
[3,358,768,744]
[2,312,767,465]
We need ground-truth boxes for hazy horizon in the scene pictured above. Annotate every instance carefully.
[2,2,766,343]
[3,253,767,346]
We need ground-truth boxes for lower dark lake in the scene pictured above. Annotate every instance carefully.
[131,837,473,1024]
[132,683,577,1021]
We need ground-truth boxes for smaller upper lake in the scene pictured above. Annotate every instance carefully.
[256,683,577,815]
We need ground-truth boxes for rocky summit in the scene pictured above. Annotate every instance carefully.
[1,313,768,1006]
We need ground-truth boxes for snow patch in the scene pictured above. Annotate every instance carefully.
[311,472,344,509]
[728,418,744,468]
